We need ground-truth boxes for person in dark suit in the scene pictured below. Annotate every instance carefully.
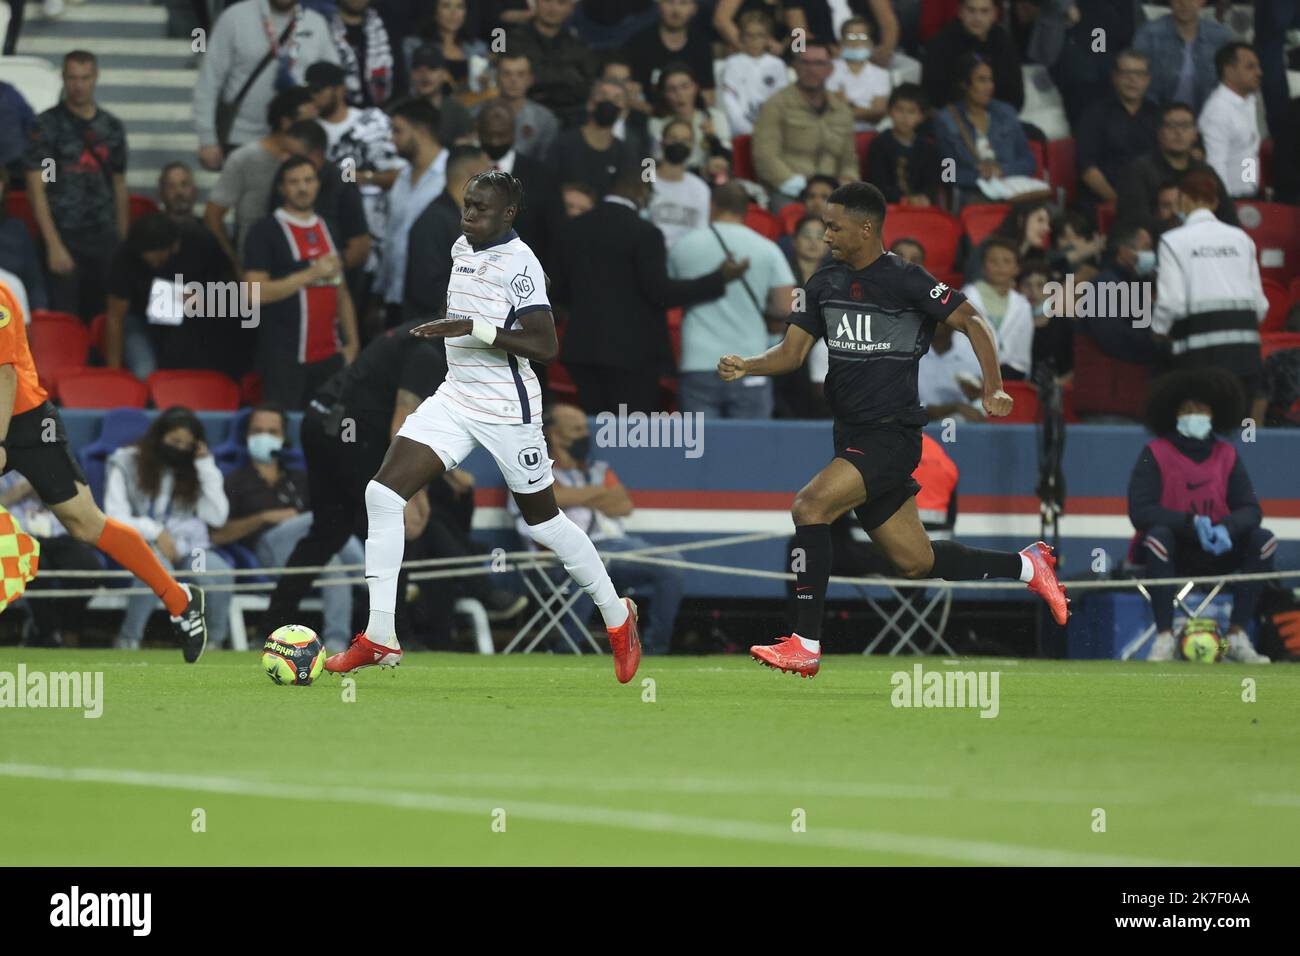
[550,166,751,414]
[476,100,559,269]
[404,145,492,321]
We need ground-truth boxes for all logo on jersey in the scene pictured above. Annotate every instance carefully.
[511,267,535,299]
[830,311,892,353]
[518,447,543,471]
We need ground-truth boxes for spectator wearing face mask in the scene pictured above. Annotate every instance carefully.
[648,118,712,249]
[476,99,558,264]
[828,16,892,133]
[1128,368,1273,664]
[546,78,636,198]
[212,405,363,654]
[105,408,232,650]
[649,62,728,171]
[1079,222,1165,367]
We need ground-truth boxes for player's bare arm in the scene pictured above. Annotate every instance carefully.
[410,309,558,364]
[944,301,1013,417]
[718,323,817,381]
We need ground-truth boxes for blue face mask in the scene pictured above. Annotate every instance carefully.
[1176,413,1213,441]
[1134,249,1156,276]
[841,47,871,63]
[248,432,284,463]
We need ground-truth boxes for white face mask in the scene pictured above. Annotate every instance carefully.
[1176,413,1213,440]
[1134,249,1156,276]
[248,432,285,463]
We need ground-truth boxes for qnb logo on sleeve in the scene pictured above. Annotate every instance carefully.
[929,282,952,304]
[50,886,151,936]
[830,311,892,353]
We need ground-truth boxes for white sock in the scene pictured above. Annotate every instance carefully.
[363,480,407,648]
[1018,553,1034,583]
[527,512,628,628]
[168,583,193,622]
[794,634,820,653]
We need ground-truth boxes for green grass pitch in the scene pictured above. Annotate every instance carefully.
[1,649,1297,866]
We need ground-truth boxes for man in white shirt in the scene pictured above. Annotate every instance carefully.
[649,118,712,248]
[1154,168,1270,418]
[1198,42,1263,199]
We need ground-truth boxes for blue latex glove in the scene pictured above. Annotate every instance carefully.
[1209,524,1233,556]
[1193,514,1215,553]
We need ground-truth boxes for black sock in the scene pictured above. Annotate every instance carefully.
[929,540,1022,580]
[791,524,832,640]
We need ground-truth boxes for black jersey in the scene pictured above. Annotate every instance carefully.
[789,251,967,426]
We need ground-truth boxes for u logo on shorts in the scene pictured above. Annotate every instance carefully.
[518,447,542,470]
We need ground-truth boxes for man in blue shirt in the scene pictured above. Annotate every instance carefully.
[668,182,795,418]
[1133,0,1236,112]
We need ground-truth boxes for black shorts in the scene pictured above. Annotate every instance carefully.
[833,420,922,531]
[4,401,88,506]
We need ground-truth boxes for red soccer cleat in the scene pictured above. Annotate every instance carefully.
[324,634,403,673]
[607,598,640,684]
[1021,541,1070,625]
[751,635,821,678]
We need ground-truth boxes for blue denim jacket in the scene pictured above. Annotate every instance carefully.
[934,100,1036,187]
[1133,14,1235,112]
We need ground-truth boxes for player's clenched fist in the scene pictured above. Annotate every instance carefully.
[718,354,748,382]
[983,388,1013,417]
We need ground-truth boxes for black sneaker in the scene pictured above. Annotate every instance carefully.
[173,584,208,663]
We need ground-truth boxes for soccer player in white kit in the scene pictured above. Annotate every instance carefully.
[324,170,642,682]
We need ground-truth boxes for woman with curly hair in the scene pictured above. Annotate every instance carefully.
[1127,369,1274,663]
[105,407,233,651]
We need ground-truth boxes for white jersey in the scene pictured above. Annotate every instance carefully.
[438,230,550,424]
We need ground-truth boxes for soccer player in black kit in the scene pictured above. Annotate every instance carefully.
[718,183,1069,677]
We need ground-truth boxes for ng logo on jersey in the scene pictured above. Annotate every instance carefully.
[511,268,535,299]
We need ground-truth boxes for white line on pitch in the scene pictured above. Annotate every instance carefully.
[0,762,1204,866]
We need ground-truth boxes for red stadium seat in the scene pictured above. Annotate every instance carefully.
[128,194,159,223]
[1234,201,1300,284]
[28,314,89,392]
[148,369,240,411]
[667,307,683,367]
[778,202,808,235]
[1061,380,1080,423]
[855,130,877,179]
[1096,201,1118,236]
[1288,276,1300,307]
[919,0,960,42]
[959,203,1010,247]
[744,203,783,239]
[883,205,962,274]
[991,380,1040,423]
[88,312,107,356]
[1028,139,1046,181]
[1261,137,1273,189]
[1045,138,1076,205]
[731,134,756,180]
[1262,332,1300,361]
[57,368,148,409]
[1072,330,1150,421]
[239,370,263,405]
[1262,278,1290,333]
[4,191,38,242]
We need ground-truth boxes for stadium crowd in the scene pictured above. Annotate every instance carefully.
[0,0,1298,654]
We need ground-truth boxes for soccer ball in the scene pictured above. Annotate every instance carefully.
[262,625,326,685]
[1180,618,1226,663]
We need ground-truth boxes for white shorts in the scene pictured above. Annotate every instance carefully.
[395,389,555,494]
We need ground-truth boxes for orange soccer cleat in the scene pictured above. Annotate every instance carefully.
[750,635,821,678]
[324,634,403,673]
[607,598,640,684]
[1021,541,1070,625]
